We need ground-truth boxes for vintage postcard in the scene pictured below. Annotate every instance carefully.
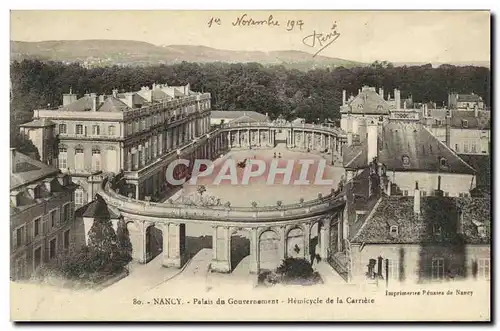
[9,10,491,321]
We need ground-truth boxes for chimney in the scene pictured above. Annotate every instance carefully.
[112,89,118,98]
[99,94,106,105]
[185,83,191,95]
[474,104,479,117]
[387,180,392,196]
[124,92,135,108]
[342,90,346,106]
[10,148,16,174]
[63,87,78,106]
[394,88,401,109]
[413,181,421,215]
[434,175,444,197]
[358,88,361,95]
[367,120,378,164]
[445,115,451,147]
[378,87,384,98]
[90,93,97,111]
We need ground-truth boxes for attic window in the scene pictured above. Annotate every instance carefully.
[389,225,399,235]
[358,104,363,109]
[402,155,411,167]
[439,157,448,169]
[462,119,468,128]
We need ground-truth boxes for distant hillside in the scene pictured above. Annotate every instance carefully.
[10,40,365,70]
[393,61,490,69]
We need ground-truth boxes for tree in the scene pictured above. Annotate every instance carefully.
[197,185,207,196]
[116,219,132,265]
[87,219,118,258]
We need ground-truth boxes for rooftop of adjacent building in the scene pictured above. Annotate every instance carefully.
[10,148,76,214]
[28,82,209,115]
[75,193,120,220]
[342,120,476,174]
[340,86,398,115]
[10,148,59,190]
[349,194,490,245]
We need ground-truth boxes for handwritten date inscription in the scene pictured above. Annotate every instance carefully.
[208,14,304,31]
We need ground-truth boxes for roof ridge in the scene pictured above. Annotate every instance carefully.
[351,196,384,242]
[422,126,477,173]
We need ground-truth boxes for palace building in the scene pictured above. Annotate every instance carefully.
[20,83,212,207]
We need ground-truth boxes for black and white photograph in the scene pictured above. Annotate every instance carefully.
[8,9,491,321]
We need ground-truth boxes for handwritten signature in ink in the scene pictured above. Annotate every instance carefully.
[302,22,341,57]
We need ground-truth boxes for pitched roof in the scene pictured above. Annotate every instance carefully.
[97,96,129,112]
[450,110,490,129]
[211,111,268,122]
[342,121,476,174]
[60,95,94,112]
[10,150,59,190]
[79,194,120,219]
[351,196,490,244]
[458,154,491,188]
[345,86,390,115]
[19,118,55,128]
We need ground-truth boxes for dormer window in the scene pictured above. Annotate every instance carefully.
[402,155,411,168]
[390,225,399,236]
[439,157,448,169]
[462,119,468,128]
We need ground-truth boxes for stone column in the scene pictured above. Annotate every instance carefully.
[128,221,147,263]
[211,226,231,273]
[127,150,132,171]
[319,218,331,260]
[257,129,261,147]
[237,130,241,147]
[321,134,324,150]
[161,222,186,268]
[135,183,140,200]
[279,226,286,261]
[249,228,259,273]
[228,131,231,148]
[304,224,311,262]
[303,131,306,149]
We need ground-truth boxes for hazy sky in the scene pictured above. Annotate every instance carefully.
[10,10,490,63]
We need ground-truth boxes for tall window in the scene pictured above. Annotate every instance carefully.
[75,147,84,171]
[76,124,84,135]
[455,144,459,152]
[464,142,469,153]
[64,230,70,250]
[34,217,41,237]
[431,257,445,281]
[92,125,100,135]
[62,203,71,223]
[59,123,67,134]
[58,147,67,169]
[127,123,132,135]
[478,258,490,280]
[92,148,101,171]
[108,125,116,136]
[15,226,25,248]
[50,209,57,228]
[34,247,42,270]
[49,238,57,259]
[387,259,399,280]
[75,189,84,205]
[471,144,477,153]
